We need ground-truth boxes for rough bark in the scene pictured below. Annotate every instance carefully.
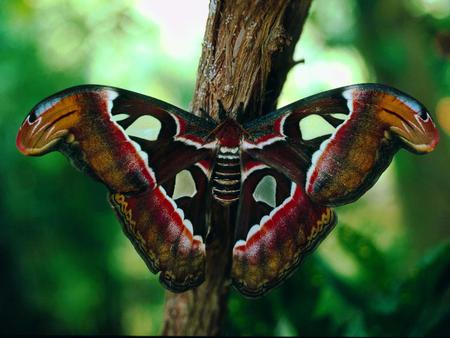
[162,0,312,335]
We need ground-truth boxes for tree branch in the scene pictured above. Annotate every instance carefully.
[162,0,312,335]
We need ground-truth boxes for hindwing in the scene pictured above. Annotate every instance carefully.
[232,154,335,297]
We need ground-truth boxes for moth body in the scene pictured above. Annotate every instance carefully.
[208,118,246,205]
[212,145,241,204]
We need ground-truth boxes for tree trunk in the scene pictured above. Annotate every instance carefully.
[162,0,312,335]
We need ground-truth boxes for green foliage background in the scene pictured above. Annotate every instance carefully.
[0,0,449,336]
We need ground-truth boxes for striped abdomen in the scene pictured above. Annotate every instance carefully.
[212,146,241,204]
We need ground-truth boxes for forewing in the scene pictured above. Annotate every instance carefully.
[232,154,336,297]
[243,84,439,207]
[16,85,217,193]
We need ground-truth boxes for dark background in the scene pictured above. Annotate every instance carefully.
[1,0,449,335]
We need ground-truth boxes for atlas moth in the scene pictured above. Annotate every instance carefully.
[16,83,439,297]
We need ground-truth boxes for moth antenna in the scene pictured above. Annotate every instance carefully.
[236,102,245,122]
[199,107,210,119]
[197,107,217,124]
[217,100,227,121]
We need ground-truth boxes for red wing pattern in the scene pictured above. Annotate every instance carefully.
[244,84,439,207]
[109,159,213,290]
[17,83,439,297]
[232,154,335,297]
[234,84,439,296]
[16,85,217,291]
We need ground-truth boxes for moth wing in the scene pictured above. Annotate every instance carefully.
[110,159,213,291]
[243,84,438,206]
[232,154,336,297]
[17,85,217,193]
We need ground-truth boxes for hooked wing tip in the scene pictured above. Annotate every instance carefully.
[16,110,71,156]
[343,84,440,154]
